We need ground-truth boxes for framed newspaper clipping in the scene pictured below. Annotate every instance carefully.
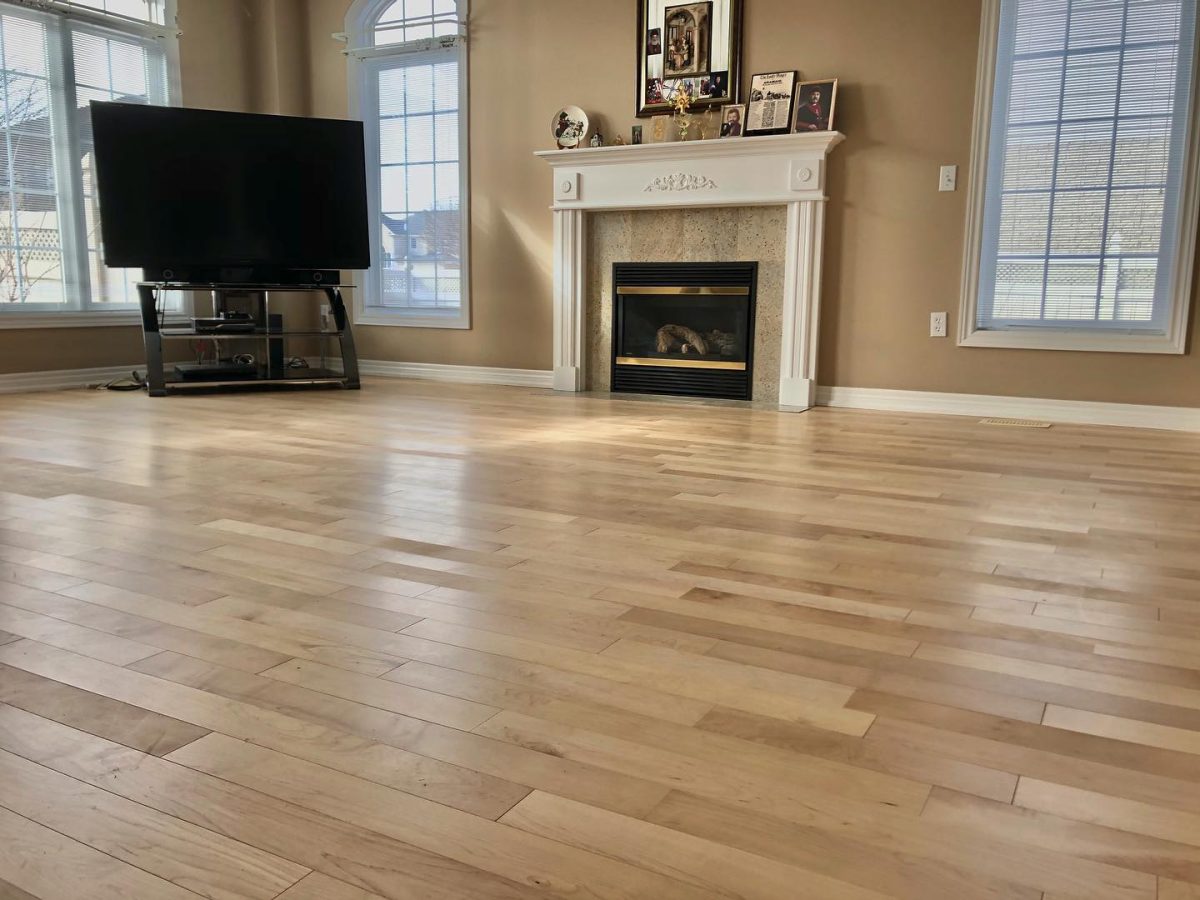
[744,70,796,136]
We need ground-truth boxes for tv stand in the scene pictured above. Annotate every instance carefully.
[137,282,361,396]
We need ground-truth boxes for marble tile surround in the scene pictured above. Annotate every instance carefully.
[585,206,787,401]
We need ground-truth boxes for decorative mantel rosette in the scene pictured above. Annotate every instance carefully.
[643,173,718,192]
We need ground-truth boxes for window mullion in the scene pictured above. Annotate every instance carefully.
[46,18,91,311]
[0,19,28,301]
[1091,0,1132,322]
[1036,0,1075,322]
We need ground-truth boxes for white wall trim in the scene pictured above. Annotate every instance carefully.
[817,385,1200,433]
[357,359,554,388]
[0,364,143,395]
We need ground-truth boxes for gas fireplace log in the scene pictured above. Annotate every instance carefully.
[705,329,739,356]
[656,324,710,355]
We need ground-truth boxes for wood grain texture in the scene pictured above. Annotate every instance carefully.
[1,379,1199,898]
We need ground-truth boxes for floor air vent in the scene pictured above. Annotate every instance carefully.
[979,418,1052,428]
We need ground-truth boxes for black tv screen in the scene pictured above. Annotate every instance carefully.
[90,102,370,272]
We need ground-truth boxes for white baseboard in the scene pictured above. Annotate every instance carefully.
[817,385,1200,433]
[0,363,144,395]
[357,359,555,389]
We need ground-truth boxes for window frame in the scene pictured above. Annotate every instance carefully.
[958,0,1200,354]
[0,0,180,328]
[346,0,471,330]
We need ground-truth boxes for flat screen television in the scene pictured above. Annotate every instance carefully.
[90,102,371,283]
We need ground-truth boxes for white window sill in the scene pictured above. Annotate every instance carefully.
[959,326,1184,355]
[0,311,190,330]
[355,309,470,329]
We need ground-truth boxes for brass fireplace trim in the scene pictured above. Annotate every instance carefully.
[614,286,750,296]
[615,357,748,371]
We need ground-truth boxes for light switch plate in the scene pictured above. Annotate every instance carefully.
[555,172,580,201]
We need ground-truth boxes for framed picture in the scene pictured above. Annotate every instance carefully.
[744,70,796,136]
[699,70,728,99]
[636,0,743,118]
[793,78,839,133]
[632,124,644,144]
[662,2,711,78]
[719,103,744,137]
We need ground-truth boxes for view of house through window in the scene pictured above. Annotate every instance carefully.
[0,2,170,312]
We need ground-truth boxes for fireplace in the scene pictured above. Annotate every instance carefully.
[611,261,757,400]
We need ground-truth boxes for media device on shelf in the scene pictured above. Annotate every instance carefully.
[89,102,371,285]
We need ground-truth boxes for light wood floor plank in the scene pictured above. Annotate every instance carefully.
[166,732,728,900]
[0,639,530,819]
[0,747,309,899]
[0,803,204,900]
[1,381,1198,898]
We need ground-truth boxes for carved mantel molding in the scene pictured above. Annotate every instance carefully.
[644,173,718,192]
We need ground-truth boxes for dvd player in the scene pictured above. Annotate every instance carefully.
[174,362,257,380]
[192,312,256,334]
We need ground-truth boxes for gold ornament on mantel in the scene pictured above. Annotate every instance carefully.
[672,84,693,141]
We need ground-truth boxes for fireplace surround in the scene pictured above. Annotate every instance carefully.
[611,262,757,400]
[537,131,843,409]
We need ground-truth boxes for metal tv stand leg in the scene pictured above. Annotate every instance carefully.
[327,286,360,390]
[138,283,167,396]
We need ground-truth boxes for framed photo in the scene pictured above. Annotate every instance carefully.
[699,70,727,99]
[636,0,743,118]
[662,2,711,78]
[793,79,838,133]
[744,70,796,136]
[632,125,644,144]
[719,103,744,138]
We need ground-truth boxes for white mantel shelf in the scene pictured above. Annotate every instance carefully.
[535,131,845,408]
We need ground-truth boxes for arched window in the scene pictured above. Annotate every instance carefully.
[346,0,469,329]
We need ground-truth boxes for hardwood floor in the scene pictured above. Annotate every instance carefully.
[0,378,1198,899]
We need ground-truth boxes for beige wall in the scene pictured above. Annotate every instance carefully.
[9,0,1199,409]
[0,0,258,374]
[300,0,1200,408]
[305,0,631,370]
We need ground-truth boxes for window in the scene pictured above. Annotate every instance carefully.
[961,0,1199,353]
[0,0,175,324]
[347,0,469,329]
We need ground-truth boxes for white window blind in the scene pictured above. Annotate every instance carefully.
[0,1,170,313]
[352,0,468,328]
[976,0,1196,333]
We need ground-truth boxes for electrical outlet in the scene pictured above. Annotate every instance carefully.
[939,165,958,192]
[930,311,948,337]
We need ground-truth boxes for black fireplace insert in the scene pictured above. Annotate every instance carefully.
[611,261,757,400]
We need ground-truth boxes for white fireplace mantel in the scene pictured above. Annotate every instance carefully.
[536,131,844,409]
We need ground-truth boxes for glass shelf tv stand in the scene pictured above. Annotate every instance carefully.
[137,282,361,397]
